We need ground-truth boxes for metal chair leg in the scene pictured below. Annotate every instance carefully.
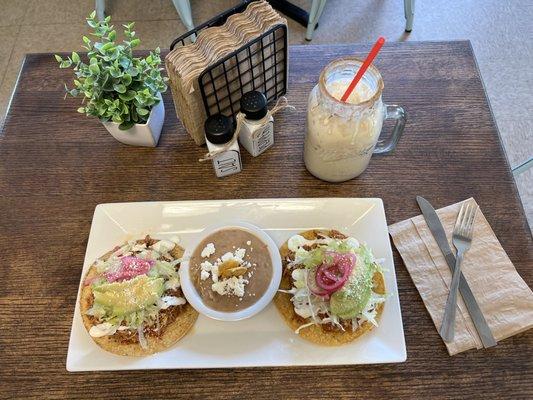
[305,0,327,41]
[404,0,414,32]
[172,0,195,32]
[95,0,105,21]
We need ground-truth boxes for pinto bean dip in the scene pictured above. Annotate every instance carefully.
[189,228,273,312]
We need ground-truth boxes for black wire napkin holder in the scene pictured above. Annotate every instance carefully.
[169,0,288,124]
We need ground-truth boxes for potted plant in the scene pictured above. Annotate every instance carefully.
[55,11,167,147]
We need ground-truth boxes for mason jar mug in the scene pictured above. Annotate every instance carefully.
[304,57,406,182]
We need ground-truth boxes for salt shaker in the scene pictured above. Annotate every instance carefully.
[238,91,274,157]
[204,114,242,178]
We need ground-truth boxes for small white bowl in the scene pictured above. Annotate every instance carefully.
[179,221,282,321]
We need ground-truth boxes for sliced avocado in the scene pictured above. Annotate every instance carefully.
[330,264,374,319]
[93,275,164,316]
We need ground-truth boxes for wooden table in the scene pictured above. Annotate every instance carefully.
[0,41,531,399]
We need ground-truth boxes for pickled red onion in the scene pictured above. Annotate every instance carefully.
[104,256,154,282]
[315,252,356,293]
[307,266,331,298]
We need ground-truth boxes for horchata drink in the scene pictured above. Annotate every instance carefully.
[304,57,406,182]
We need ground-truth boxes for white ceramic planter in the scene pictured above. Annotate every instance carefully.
[101,93,165,147]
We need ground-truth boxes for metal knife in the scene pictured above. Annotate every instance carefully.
[416,196,497,348]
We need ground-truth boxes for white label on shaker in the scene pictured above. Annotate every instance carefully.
[212,150,241,178]
[253,122,274,156]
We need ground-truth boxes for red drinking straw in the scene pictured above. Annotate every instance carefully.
[340,37,386,103]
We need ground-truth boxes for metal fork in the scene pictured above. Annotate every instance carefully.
[439,200,478,342]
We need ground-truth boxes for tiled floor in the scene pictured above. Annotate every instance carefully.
[0,0,531,228]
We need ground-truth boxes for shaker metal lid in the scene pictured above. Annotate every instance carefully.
[204,114,234,145]
[239,91,268,120]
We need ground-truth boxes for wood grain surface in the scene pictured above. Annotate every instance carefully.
[0,41,531,399]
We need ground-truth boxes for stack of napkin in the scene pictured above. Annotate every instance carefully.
[389,198,533,355]
[165,0,286,145]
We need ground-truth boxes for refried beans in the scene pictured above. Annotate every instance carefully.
[190,228,273,312]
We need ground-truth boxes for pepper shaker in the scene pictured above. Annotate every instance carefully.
[204,114,242,178]
[238,91,274,157]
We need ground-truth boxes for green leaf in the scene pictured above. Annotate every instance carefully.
[118,90,136,101]
[101,42,114,52]
[119,120,135,130]
[122,74,132,86]
[113,83,127,93]
[118,57,131,69]
[112,114,123,123]
[71,52,80,63]
[89,63,100,74]
[54,54,63,62]
[109,67,122,78]
[130,38,140,48]
[77,107,86,113]
[136,107,149,116]
[127,67,139,77]
[83,36,91,45]
[106,48,120,61]
[108,30,116,41]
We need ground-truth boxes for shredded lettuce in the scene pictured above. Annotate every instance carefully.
[148,259,179,278]
[300,247,325,269]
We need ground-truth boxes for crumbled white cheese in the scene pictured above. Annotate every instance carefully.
[200,260,219,282]
[235,248,246,260]
[221,248,246,264]
[246,240,252,246]
[211,276,248,297]
[221,252,234,262]
[201,242,216,258]
[200,247,253,296]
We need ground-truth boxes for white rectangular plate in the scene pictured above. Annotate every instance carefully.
[67,198,406,371]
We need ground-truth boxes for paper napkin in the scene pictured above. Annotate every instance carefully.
[389,198,533,355]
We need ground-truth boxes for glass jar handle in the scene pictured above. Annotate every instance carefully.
[373,104,407,154]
